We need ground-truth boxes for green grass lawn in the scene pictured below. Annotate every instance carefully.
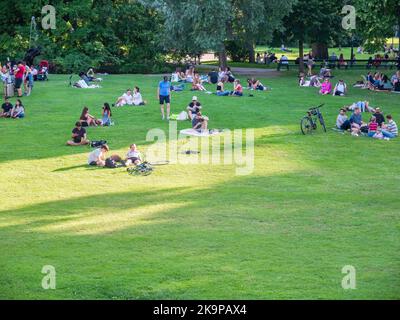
[0,70,399,299]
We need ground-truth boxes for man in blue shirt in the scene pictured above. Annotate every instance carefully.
[157,76,171,120]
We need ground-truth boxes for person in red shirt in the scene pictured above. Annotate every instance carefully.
[230,79,243,97]
[14,61,26,97]
[368,116,378,137]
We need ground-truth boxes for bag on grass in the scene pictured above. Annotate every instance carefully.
[90,140,107,148]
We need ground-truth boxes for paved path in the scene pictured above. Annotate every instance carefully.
[195,64,282,77]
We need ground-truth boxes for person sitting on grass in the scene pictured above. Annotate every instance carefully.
[132,86,146,106]
[216,81,230,96]
[80,107,100,127]
[319,78,332,95]
[226,67,235,83]
[125,144,142,166]
[187,96,202,120]
[333,79,347,96]
[192,73,206,91]
[377,75,393,91]
[381,115,398,139]
[114,89,134,107]
[208,69,219,84]
[230,79,243,97]
[10,99,25,119]
[101,103,113,126]
[247,78,266,91]
[88,144,109,167]
[192,111,209,133]
[0,97,13,118]
[67,122,90,146]
[373,108,385,127]
[349,107,364,136]
[336,109,348,130]
[79,72,91,85]
[367,116,379,137]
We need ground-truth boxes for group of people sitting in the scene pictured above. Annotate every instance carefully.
[87,143,143,168]
[299,72,348,96]
[336,101,398,139]
[0,97,25,118]
[66,104,113,146]
[365,71,400,92]
[114,87,146,107]
[186,96,209,132]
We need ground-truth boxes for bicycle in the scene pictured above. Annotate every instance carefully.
[126,157,169,177]
[300,104,327,135]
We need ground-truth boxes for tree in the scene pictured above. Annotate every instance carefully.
[355,0,400,52]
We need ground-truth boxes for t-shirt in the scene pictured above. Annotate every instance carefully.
[336,114,347,128]
[350,113,362,125]
[122,93,134,105]
[208,71,218,84]
[386,120,398,136]
[280,56,289,64]
[336,83,346,92]
[15,65,25,79]
[369,122,378,131]
[2,102,13,112]
[127,150,141,159]
[88,149,102,164]
[132,92,143,105]
[235,84,243,93]
[159,81,170,96]
[72,127,86,141]
[188,102,201,114]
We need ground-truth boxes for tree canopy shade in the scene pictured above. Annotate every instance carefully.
[0,0,166,73]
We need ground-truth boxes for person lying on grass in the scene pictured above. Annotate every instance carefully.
[125,144,142,166]
[344,101,375,113]
[332,79,347,96]
[319,78,332,95]
[230,79,243,97]
[114,89,134,107]
[0,97,13,118]
[187,96,202,120]
[88,144,109,167]
[67,122,90,146]
[80,107,101,127]
[192,111,209,133]
[10,99,25,119]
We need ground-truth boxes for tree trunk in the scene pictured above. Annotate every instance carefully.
[311,42,329,60]
[298,39,304,74]
[247,40,255,63]
[218,45,228,68]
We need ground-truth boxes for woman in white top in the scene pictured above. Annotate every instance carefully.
[333,80,347,96]
[115,89,134,107]
[132,87,146,106]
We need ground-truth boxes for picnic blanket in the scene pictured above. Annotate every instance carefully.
[180,128,223,137]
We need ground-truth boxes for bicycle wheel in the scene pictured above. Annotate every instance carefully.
[301,117,313,135]
[318,114,327,132]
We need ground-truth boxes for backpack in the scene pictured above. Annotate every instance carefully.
[90,140,107,148]
[105,157,117,168]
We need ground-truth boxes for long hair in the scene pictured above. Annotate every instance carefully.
[80,107,89,120]
[103,103,112,117]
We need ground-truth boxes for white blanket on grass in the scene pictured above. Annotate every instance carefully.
[180,128,222,137]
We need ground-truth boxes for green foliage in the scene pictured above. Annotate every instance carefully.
[0,0,163,73]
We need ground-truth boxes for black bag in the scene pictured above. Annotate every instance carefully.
[105,157,117,168]
[90,140,107,148]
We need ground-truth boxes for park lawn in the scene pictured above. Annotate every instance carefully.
[0,70,399,300]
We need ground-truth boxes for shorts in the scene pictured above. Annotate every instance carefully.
[159,95,170,104]
[73,137,82,144]
[127,157,140,163]
[15,78,23,89]
[89,161,97,166]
